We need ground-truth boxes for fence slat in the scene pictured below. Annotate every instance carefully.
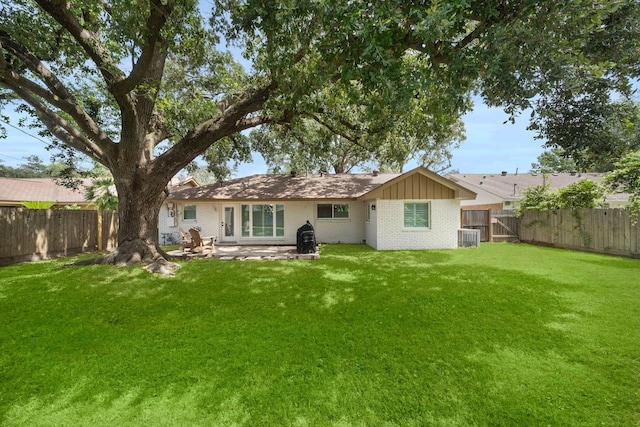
[462,209,519,242]
[519,208,640,258]
[0,207,118,265]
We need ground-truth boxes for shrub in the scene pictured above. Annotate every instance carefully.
[516,179,604,215]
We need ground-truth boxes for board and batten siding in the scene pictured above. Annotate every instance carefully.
[366,174,456,200]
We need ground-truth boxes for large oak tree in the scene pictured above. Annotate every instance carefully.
[1,0,638,269]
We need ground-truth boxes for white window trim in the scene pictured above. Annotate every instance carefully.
[241,203,285,238]
[403,201,431,230]
[183,204,197,221]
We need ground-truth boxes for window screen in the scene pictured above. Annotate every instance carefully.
[404,202,429,228]
[183,204,197,220]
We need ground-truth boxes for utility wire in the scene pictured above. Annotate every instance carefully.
[0,117,50,145]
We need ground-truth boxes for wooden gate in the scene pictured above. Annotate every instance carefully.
[461,209,519,242]
[461,209,491,241]
[491,210,519,242]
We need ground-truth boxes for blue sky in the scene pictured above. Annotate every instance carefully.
[0,98,546,175]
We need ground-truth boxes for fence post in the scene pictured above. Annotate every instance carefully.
[487,209,493,242]
[96,210,103,251]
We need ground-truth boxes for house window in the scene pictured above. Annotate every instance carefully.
[241,204,284,237]
[317,203,349,219]
[404,202,430,228]
[183,204,197,220]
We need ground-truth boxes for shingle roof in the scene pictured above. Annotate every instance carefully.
[448,172,629,202]
[0,178,91,205]
[169,172,402,200]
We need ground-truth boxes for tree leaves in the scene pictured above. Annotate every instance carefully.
[516,178,605,215]
[605,150,640,216]
[529,82,640,172]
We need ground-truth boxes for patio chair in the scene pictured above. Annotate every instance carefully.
[179,227,194,251]
[188,228,215,253]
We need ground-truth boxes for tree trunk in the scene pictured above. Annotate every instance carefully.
[76,166,179,275]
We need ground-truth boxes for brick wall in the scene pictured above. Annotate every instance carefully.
[372,199,461,250]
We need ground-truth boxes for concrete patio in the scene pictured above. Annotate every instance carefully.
[167,245,319,261]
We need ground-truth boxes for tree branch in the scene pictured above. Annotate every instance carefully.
[110,0,172,96]
[33,0,125,87]
[32,0,140,131]
[404,1,530,62]
[1,79,112,163]
[0,32,114,149]
[153,83,277,176]
[236,114,275,130]
[302,112,377,157]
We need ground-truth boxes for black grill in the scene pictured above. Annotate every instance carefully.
[296,221,317,254]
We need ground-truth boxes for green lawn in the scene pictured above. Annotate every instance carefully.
[0,244,638,426]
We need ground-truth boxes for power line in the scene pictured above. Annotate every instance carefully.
[0,117,50,145]
[0,152,25,162]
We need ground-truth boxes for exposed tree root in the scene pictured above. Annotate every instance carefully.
[67,240,181,276]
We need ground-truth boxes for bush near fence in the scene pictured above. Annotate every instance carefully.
[519,208,640,258]
[0,207,118,266]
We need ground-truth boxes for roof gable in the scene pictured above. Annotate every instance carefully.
[359,167,476,200]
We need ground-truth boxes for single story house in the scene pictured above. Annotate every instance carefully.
[161,167,477,250]
[0,176,200,211]
[0,177,94,209]
[447,171,630,211]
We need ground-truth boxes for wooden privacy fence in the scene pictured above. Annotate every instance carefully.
[0,207,118,266]
[519,209,640,258]
[461,209,519,242]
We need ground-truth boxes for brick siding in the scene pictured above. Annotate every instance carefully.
[372,199,460,250]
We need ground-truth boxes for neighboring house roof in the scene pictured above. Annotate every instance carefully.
[169,167,476,201]
[0,177,92,206]
[448,172,629,204]
[168,176,200,192]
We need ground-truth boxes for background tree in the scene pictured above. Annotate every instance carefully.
[605,150,640,216]
[516,179,605,215]
[1,0,638,270]
[523,0,640,171]
[515,182,557,215]
[0,155,71,177]
[555,180,605,210]
[248,68,468,174]
[84,177,118,210]
[251,121,372,174]
[530,148,579,174]
[529,87,640,172]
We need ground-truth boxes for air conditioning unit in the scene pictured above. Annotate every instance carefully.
[458,229,480,248]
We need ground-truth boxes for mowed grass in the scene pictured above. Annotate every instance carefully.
[0,243,638,426]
